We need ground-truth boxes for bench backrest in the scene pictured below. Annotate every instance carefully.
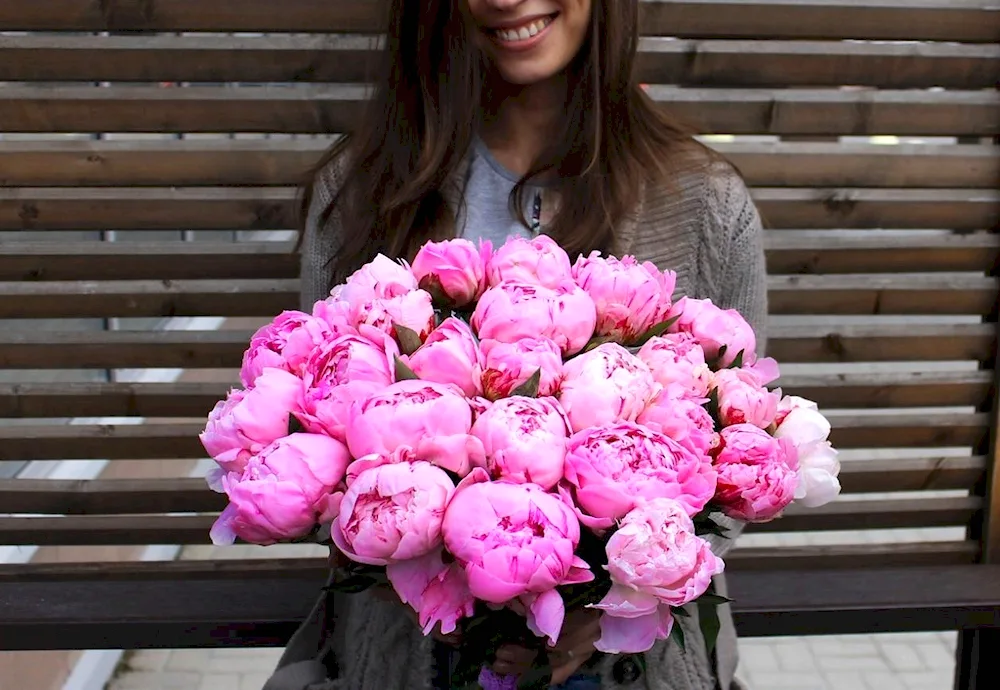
[0,0,997,655]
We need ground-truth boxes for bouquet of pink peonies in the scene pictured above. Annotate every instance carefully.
[200,234,842,688]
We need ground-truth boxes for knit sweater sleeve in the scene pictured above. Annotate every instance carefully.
[300,158,348,311]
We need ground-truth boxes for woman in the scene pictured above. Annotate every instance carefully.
[266,0,766,688]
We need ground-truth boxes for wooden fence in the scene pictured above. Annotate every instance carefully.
[0,1,997,687]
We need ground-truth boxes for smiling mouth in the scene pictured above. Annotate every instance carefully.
[490,14,557,43]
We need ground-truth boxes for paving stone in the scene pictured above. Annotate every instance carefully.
[165,648,214,671]
[859,671,908,690]
[198,673,242,690]
[824,671,872,690]
[125,650,171,672]
[877,643,927,672]
[240,673,272,690]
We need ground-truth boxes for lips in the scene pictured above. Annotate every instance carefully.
[490,14,557,43]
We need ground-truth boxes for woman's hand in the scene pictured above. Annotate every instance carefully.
[491,606,603,685]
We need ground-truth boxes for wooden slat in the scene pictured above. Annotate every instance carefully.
[0,413,986,464]
[0,323,990,371]
[2,35,996,89]
[2,86,996,136]
[0,496,979,545]
[0,456,983,515]
[0,0,994,42]
[3,141,996,189]
[0,280,298,319]
[768,274,998,316]
[0,242,298,282]
[1,564,998,649]
[3,187,995,232]
[766,232,1000,274]
[754,188,1000,231]
[0,372,990,419]
[727,542,980,570]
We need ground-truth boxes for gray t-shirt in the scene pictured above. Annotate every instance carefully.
[457,137,543,247]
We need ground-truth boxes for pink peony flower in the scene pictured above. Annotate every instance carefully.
[351,289,436,344]
[774,396,841,508]
[486,234,573,289]
[592,497,724,654]
[442,469,593,645]
[558,343,658,432]
[331,458,456,565]
[298,333,398,442]
[403,318,483,397]
[711,368,781,429]
[200,368,304,474]
[667,297,757,368]
[240,310,341,388]
[637,389,719,457]
[712,424,799,522]
[386,547,476,636]
[346,379,486,477]
[411,238,492,308]
[572,252,677,344]
[470,396,570,490]
[471,280,597,357]
[560,422,717,529]
[480,337,564,401]
[210,433,351,546]
[636,333,713,400]
[333,254,417,304]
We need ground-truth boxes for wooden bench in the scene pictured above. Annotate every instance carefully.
[0,1,998,687]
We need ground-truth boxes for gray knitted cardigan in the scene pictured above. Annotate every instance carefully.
[265,150,768,690]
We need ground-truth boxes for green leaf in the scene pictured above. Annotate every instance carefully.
[698,593,734,606]
[418,274,453,309]
[633,314,681,347]
[697,597,723,656]
[394,355,420,381]
[581,334,618,354]
[668,618,686,651]
[671,606,691,618]
[510,369,541,398]
[394,323,424,356]
[287,414,305,436]
[729,349,745,369]
[694,518,730,539]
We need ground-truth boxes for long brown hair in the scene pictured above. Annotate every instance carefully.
[302,0,709,286]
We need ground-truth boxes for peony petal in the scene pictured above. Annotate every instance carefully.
[593,608,671,654]
[591,584,661,618]
[522,589,566,646]
[386,549,448,609]
[209,504,239,546]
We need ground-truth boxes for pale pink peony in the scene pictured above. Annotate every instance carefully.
[332,459,456,565]
[636,333,713,400]
[351,289,437,344]
[298,333,398,442]
[346,379,486,477]
[442,469,593,645]
[240,310,341,388]
[210,433,351,546]
[712,424,799,522]
[560,422,717,530]
[486,234,573,289]
[470,396,570,490]
[637,389,719,457]
[572,252,677,344]
[471,280,597,357]
[480,337,564,401]
[711,367,780,429]
[200,368,304,474]
[333,254,418,304]
[558,343,658,432]
[386,547,476,636]
[411,238,492,308]
[774,396,841,508]
[310,295,356,333]
[403,318,483,397]
[592,497,724,654]
[667,297,757,367]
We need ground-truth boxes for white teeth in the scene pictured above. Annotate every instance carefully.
[494,17,552,43]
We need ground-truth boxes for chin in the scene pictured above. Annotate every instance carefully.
[493,60,564,87]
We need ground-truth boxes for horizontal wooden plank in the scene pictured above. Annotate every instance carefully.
[2,563,998,648]
[766,232,1000,274]
[0,496,980,544]
[2,35,996,89]
[727,541,980,570]
[0,322,990,371]
[0,371,990,420]
[0,455,983,515]
[768,274,998,315]
[0,279,298,319]
[3,141,996,189]
[0,0,994,42]
[0,242,298,282]
[3,187,996,231]
[0,412,986,464]
[2,86,997,136]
